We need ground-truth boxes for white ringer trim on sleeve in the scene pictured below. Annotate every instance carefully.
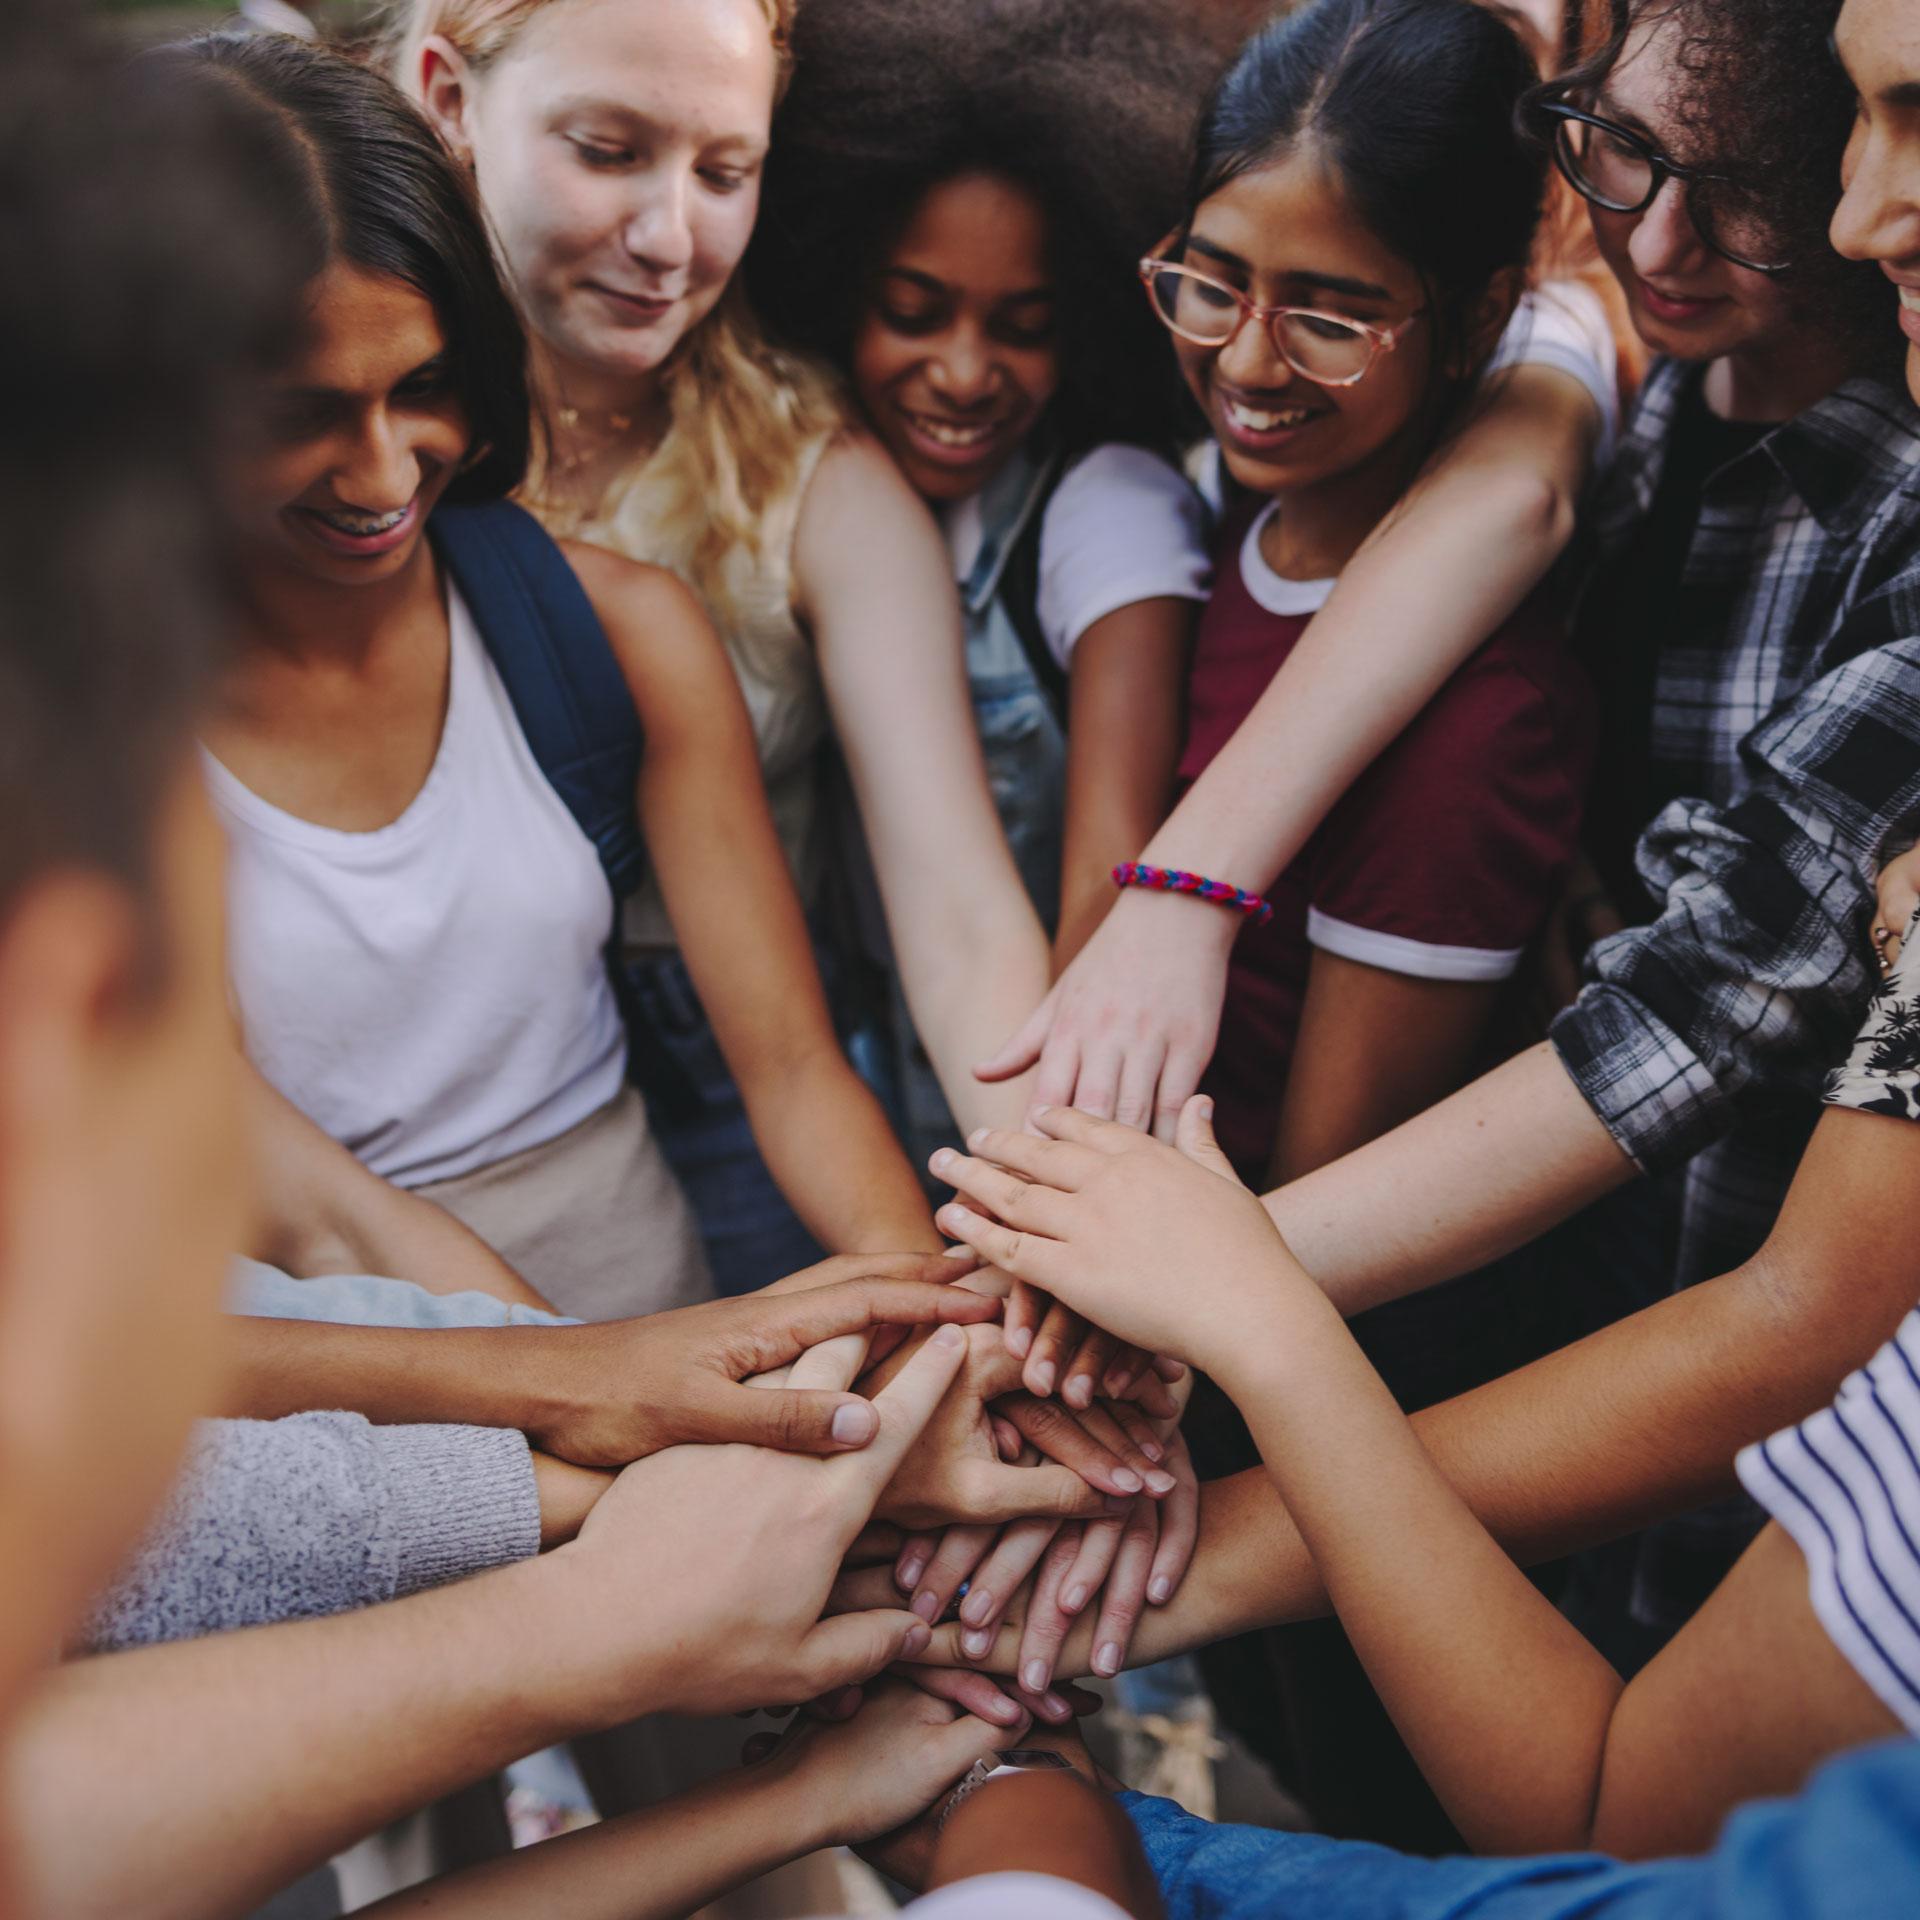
[1737,1311,1920,1736]
[1306,907,1525,982]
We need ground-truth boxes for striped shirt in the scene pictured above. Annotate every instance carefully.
[1739,1310,1920,1734]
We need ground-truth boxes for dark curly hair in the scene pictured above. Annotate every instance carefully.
[1542,0,1894,369]
[744,0,1224,459]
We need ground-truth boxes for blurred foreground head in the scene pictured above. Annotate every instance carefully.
[0,0,304,1748]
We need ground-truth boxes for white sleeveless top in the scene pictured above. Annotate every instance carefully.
[204,585,628,1188]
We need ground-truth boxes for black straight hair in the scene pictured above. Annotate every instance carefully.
[166,32,530,504]
[1184,0,1547,438]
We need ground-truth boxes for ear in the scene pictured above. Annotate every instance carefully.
[1452,266,1527,379]
[414,34,480,165]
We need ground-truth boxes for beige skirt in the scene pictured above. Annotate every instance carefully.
[418,1085,711,1321]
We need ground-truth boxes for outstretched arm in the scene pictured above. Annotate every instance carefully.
[979,362,1600,1137]
[243,1068,550,1310]
[570,540,937,1255]
[797,434,1053,1138]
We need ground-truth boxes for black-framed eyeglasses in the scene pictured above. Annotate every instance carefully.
[1534,99,1790,275]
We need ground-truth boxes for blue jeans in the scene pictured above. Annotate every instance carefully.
[1124,1735,1920,1918]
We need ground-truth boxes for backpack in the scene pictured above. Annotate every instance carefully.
[430,498,700,1116]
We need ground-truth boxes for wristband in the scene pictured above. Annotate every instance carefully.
[1112,861,1274,928]
[936,1748,1078,1830]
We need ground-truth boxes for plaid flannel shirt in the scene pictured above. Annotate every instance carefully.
[1550,360,1920,1286]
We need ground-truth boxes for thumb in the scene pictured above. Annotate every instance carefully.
[1175,1094,1243,1187]
[702,1380,882,1454]
[969,1461,1115,1524]
[974,982,1058,1084]
[795,1609,935,1697]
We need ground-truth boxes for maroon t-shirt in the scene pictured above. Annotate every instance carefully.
[1184,498,1594,1178]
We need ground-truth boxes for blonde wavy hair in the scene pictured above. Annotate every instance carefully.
[383,0,844,636]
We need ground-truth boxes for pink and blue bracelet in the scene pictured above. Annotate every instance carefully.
[1111,861,1274,928]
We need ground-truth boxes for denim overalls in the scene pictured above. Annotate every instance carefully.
[850,443,1069,1177]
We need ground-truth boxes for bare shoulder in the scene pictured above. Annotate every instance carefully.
[557,537,708,647]
[798,428,930,541]
[794,429,946,611]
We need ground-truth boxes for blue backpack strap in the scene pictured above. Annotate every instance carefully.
[429,499,647,899]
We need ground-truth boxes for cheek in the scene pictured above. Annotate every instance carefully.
[690,190,761,291]
[1173,339,1214,409]
[1009,347,1061,416]
[491,147,619,289]
[245,447,327,519]
[849,318,918,416]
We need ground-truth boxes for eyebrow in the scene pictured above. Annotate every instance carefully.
[1185,232,1394,303]
[881,267,1056,305]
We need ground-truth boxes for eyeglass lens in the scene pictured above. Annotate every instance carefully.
[1147,268,1374,382]
[1554,117,1780,270]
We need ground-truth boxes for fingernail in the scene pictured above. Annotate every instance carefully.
[1104,1370,1130,1398]
[903,1623,932,1657]
[962,1629,992,1659]
[1023,1660,1050,1693]
[959,1588,994,1626]
[1138,1437,1165,1462]
[1145,1469,1176,1496]
[1063,1584,1087,1613]
[968,1128,990,1148]
[912,1589,941,1622]
[1041,1691,1072,1721]
[1094,1642,1122,1676]
[1031,1363,1056,1395]
[931,1323,965,1350]
[1111,1467,1143,1493]
[1064,1376,1092,1409]
[930,1148,955,1172]
[1148,1577,1173,1604]
[831,1403,876,1445]
[897,1555,927,1592]
[943,1244,973,1258]
[1006,1325,1033,1358]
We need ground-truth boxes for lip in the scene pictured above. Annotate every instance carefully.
[289,495,421,560]
[1881,267,1920,348]
[1212,388,1329,458]
[1633,278,1728,326]
[586,280,678,322]
[892,404,1017,473]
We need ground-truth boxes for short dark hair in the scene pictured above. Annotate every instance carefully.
[0,8,306,937]
[746,0,1223,460]
[1536,0,1895,371]
[1186,0,1547,447]
[170,31,531,504]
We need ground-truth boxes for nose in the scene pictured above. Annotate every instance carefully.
[332,410,420,512]
[621,167,695,277]
[1215,306,1297,393]
[1627,174,1711,282]
[925,322,1000,409]
[1831,122,1920,267]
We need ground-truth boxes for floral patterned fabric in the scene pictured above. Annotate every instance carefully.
[1824,903,1920,1123]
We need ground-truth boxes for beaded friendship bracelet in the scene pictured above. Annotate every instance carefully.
[1111,860,1275,928]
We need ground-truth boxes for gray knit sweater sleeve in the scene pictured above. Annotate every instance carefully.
[81,1413,540,1651]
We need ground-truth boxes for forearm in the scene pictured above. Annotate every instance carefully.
[9,1554,645,1920]
[1137,446,1578,891]
[930,1774,1163,1919]
[358,1754,827,1920]
[738,1043,941,1251]
[1266,1042,1634,1314]
[1220,1302,1626,1854]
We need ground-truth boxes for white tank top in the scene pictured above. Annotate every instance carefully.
[205,585,628,1187]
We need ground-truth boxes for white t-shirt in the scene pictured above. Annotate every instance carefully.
[813,1871,1131,1920]
[206,584,628,1188]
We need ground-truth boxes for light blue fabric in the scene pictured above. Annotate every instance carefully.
[227,1256,575,1328]
[1124,1736,1920,1918]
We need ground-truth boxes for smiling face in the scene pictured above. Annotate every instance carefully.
[241,262,468,593]
[1582,12,1797,365]
[849,171,1062,504]
[422,0,775,394]
[1832,0,1920,404]
[1170,144,1433,502]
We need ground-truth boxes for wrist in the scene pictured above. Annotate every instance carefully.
[1202,1284,1337,1402]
